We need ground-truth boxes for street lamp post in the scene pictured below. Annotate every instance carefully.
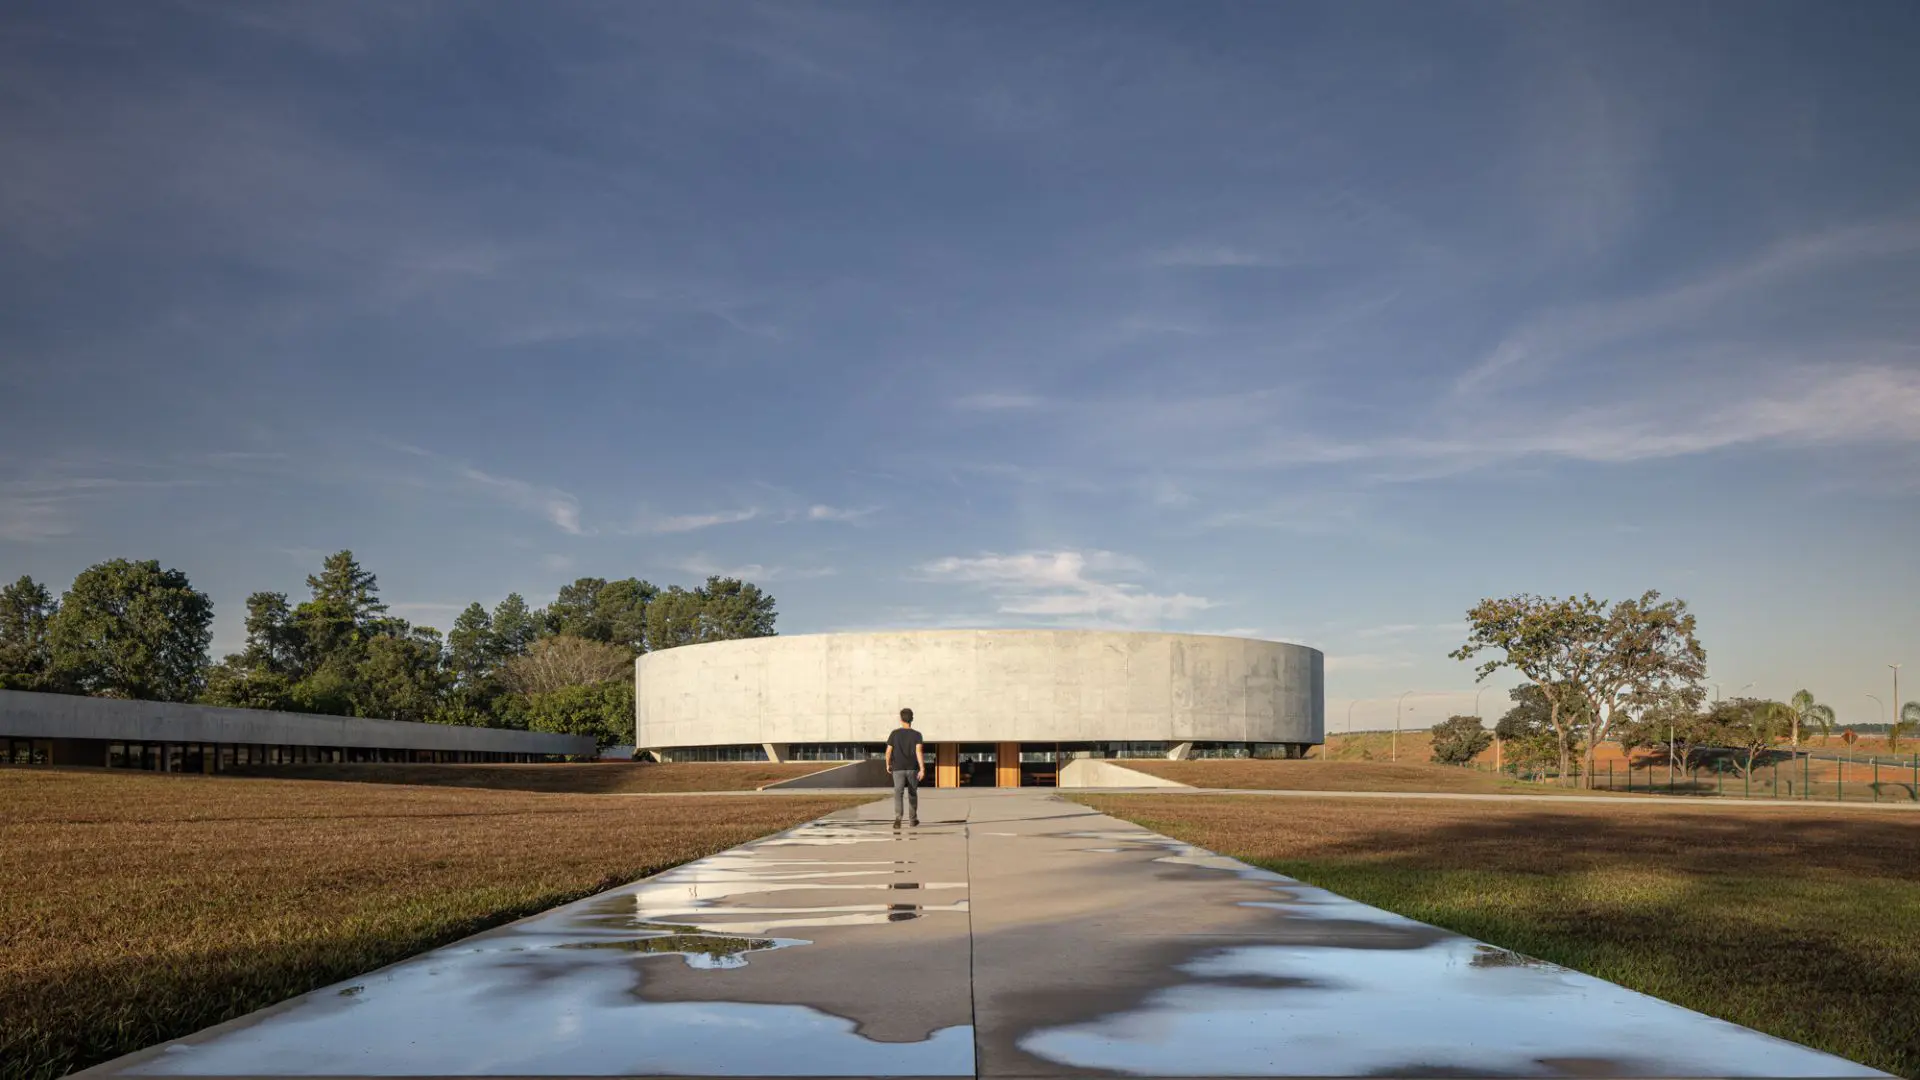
[1474,684,1491,718]
[1893,665,1903,732]
[1395,690,1414,763]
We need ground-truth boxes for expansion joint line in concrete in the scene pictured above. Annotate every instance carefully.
[963,798,981,1079]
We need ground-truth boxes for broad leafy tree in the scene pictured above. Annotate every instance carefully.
[354,628,450,724]
[1429,715,1492,765]
[48,559,213,701]
[1492,684,1581,775]
[0,575,57,690]
[1454,590,1705,785]
[1713,697,1790,777]
[1452,594,1607,782]
[522,678,634,749]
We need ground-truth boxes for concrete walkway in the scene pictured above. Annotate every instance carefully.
[81,790,1888,1079]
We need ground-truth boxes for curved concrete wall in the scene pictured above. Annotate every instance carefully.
[635,630,1324,749]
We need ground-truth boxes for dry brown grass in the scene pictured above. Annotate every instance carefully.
[0,768,859,1080]
[1081,793,1920,1077]
[1124,757,1600,794]
[225,760,835,792]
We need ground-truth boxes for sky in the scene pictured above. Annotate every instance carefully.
[3,1,1918,731]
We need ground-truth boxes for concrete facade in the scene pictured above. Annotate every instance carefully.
[635,630,1324,753]
[1,688,594,765]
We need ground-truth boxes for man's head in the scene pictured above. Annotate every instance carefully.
[898,707,914,727]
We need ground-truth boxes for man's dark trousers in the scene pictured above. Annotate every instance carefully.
[892,769,919,823]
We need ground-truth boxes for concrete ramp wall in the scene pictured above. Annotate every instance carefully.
[1057,759,1191,788]
[761,758,891,789]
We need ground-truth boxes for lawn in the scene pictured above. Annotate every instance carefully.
[225,760,837,792]
[1079,793,1920,1079]
[1122,757,1607,794]
[0,769,860,1080]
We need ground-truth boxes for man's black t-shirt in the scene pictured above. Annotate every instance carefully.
[886,727,924,772]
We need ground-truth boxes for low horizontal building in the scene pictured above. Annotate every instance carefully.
[636,629,1325,787]
[1,689,594,770]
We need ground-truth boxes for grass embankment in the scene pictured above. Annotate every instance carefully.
[1123,757,1606,794]
[1081,793,1920,1078]
[0,769,859,1080]
[224,760,834,792]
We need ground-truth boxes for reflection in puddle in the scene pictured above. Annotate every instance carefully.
[1020,893,1888,1079]
[107,812,978,1076]
[557,933,802,970]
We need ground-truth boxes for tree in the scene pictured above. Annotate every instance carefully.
[294,551,386,666]
[1452,594,1607,783]
[1711,698,1790,778]
[239,592,305,676]
[501,634,632,696]
[1787,689,1836,749]
[522,678,634,749]
[48,559,213,702]
[1492,684,1581,776]
[490,593,540,658]
[445,602,498,685]
[1452,591,1706,787]
[699,576,777,639]
[201,660,295,711]
[0,575,57,690]
[1614,699,1717,775]
[646,576,778,652]
[544,577,656,651]
[353,629,449,724]
[1896,702,1920,753]
[1429,715,1492,765]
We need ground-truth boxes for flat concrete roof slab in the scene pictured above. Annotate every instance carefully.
[79,791,1889,1079]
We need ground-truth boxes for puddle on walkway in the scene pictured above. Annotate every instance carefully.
[1015,872,1888,1079]
[110,815,975,1076]
[556,933,802,970]
[129,953,974,1076]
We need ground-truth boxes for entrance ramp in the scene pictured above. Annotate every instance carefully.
[1056,757,1191,787]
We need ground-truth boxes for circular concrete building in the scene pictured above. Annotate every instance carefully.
[635,630,1324,787]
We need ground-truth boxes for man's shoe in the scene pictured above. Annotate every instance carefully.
[893,817,902,829]
[910,818,920,827]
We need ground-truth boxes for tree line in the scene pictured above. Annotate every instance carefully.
[1437,590,1919,780]
[0,551,777,748]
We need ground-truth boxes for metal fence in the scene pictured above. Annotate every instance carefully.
[1492,753,1920,803]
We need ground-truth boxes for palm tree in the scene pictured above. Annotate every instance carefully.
[1789,689,1836,749]
[1895,701,1920,754]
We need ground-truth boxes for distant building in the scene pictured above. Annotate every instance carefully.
[636,629,1324,787]
[0,689,593,770]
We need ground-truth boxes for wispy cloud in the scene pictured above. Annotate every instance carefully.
[954,393,1046,412]
[0,474,205,543]
[1146,245,1286,269]
[636,507,762,535]
[458,466,583,535]
[673,554,835,582]
[918,550,1213,626]
[1455,217,1920,395]
[805,503,877,523]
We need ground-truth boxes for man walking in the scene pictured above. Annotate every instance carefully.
[886,707,925,828]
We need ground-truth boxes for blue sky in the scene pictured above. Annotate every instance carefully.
[3,1,1917,729]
